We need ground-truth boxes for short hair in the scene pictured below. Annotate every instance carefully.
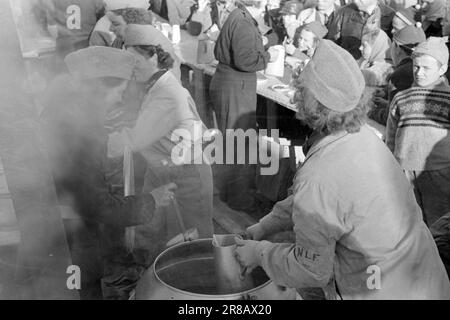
[131,45,174,69]
[294,86,370,134]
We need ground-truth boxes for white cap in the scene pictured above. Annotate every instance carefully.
[104,0,149,10]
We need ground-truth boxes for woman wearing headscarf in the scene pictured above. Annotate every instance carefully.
[41,46,176,299]
[358,28,393,86]
[107,24,214,265]
[234,39,450,299]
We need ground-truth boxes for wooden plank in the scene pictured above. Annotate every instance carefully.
[0,1,78,300]
[0,199,17,227]
[0,227,21,247]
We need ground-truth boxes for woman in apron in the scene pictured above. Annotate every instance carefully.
[108,24,214,266]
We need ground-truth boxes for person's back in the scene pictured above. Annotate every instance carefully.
[326,2,381,42]
[299,125,450,299]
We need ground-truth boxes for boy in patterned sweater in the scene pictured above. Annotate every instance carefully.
[386,37,450,226]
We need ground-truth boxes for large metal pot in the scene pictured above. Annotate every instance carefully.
[134,239,297,300]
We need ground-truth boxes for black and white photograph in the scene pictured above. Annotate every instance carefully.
[1,0,450,303]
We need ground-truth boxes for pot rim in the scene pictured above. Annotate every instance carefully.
[152,238,274,298]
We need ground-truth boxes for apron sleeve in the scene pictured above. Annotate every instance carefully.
[257,178,346,288]
[258,194,295,236]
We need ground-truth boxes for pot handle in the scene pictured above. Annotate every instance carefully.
[239,293,258,300]
[239,284,289,300]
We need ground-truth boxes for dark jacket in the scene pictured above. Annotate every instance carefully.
[41,74,156,229]
[388,57,414,100]
[214,6,270,73]
[326,3,381,42]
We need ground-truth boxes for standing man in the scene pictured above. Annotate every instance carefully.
[386,37,450,226]
[326,0,392,43]
[234,39,450,299]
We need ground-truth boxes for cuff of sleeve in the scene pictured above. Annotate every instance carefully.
[256,240,273,265]
[258,216,278,235]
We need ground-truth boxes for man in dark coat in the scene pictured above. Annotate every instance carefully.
[326,0,393,43]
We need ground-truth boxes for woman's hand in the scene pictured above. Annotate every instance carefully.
[150,183,177,208]
[243,223,266,240]
[234,237,263,274]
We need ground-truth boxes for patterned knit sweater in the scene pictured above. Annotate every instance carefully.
[386,81,450,171]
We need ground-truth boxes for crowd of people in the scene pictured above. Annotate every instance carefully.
[26,0,450,299]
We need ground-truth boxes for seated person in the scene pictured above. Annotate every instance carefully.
[288,21,328,59]
[368,25,425,125]
[297,0,340,28]
[279,0,304,47]
[391,6,418,35]
[89,0,151,47]
[266,0,316,43]
[358,28,393,86]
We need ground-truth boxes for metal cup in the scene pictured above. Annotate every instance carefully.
[213,234,255,294]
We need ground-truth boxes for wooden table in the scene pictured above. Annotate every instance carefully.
[173,29,386,138]
[174,29,297,109]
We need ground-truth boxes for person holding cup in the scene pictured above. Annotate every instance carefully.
[235,38,450,300]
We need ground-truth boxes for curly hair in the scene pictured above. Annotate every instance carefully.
[112,8,154,25]
[131,45,174,69]
[293,26,321,49]
[293,86,370,135]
